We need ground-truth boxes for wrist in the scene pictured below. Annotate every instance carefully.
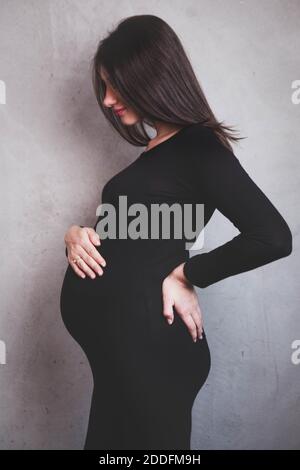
[169,262,190,285]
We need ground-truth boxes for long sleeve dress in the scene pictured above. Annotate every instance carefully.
[60,122,292,450]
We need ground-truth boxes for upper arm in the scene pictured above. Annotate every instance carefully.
[188,128,292,251]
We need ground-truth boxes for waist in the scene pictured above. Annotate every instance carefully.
[96,237,190,282]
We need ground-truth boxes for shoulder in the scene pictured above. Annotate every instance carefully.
[181,123,238,168]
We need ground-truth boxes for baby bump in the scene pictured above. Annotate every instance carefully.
[59,262,211,392]
[59,262,150,368]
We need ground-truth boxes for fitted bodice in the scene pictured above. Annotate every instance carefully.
[91,137,215,285]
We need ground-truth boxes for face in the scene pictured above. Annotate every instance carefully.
[99,67,140,125]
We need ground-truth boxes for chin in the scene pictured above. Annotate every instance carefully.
[121,114,139,126]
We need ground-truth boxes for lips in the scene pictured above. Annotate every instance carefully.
[114,107,126,115]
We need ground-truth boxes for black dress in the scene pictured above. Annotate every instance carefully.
[59,122,292,450]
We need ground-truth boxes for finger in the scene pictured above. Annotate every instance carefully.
[162,292,174,325]
[190,307,204,339]
[82,255,104,277]
[78,247,105,276]
[182,314,198,342]
[84,243,107,268]
[74,241,106,270]
[72,256,97,279]
[69,258,86,278]
[86,227,101,246]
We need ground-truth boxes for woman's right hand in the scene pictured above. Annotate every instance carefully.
[64,225,107,279]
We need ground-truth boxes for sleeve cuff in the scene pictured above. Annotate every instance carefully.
[183,256,208,289]
[183,259,194,285]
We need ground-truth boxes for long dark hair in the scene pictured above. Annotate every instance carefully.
[91,14,245,152]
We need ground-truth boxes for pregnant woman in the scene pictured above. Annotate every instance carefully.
[60,15,292,450]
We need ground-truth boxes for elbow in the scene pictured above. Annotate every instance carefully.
[267,224,293,260]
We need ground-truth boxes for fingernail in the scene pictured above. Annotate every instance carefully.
[193,338,197,343]
[167,319,172,325]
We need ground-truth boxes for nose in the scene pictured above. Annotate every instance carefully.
[103,86,118,108]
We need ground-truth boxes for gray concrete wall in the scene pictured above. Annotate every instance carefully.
[0,0,299,449]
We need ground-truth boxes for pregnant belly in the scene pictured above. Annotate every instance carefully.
[59,249,210,379]
[61,235,189,304]
[60,235,189,341]
[59,252,150,347]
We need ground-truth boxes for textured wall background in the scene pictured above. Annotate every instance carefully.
[0,0,299,450]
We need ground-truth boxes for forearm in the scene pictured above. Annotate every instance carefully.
[183,220,292,288]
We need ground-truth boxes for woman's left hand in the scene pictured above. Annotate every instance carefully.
[162,262,204,343]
